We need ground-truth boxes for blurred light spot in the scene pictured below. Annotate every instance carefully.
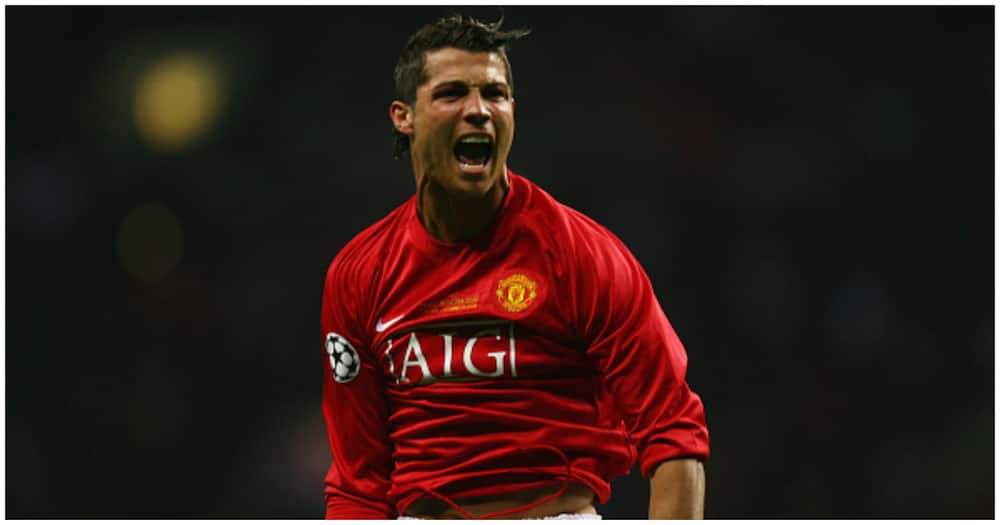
[116,203,184,284]
[133,54,221,152]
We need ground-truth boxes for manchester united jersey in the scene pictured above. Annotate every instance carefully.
[320,170,709,519]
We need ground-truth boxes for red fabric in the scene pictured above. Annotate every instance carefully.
[320,171,709,518]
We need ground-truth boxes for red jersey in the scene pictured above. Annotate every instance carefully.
[320,171,709,519]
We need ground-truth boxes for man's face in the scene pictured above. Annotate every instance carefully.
[395,48,515,198]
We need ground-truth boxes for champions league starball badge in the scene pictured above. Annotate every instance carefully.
[326,332,361,383]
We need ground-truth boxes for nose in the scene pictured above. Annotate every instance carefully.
[462,90,490,127]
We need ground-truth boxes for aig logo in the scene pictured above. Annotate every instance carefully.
[382,320,517,385]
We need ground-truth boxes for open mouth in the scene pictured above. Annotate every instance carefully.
[453,134,492,169]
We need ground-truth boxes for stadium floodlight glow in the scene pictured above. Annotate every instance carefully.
[132,53,223,152]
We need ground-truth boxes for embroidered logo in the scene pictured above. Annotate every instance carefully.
[375,314,406,333]
[496,273,538,313]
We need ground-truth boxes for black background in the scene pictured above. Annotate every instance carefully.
[6,6,993,518]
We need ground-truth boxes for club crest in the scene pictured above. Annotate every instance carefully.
[496,273,538,313]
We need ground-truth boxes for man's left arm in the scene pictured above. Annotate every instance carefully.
[649,458,705,519]
[570,226,710,518]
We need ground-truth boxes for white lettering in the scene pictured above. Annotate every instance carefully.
[441,333,455,378]
[384,323,520,384]
[508,323,517,378]
[400,333,434,382]
[384,338,397,384]
[464,328,504,377]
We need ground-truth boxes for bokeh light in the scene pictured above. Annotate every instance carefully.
[133,53,222,152]
[116,203,184,284]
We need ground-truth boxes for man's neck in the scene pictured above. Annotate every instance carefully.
[416,170,510,244]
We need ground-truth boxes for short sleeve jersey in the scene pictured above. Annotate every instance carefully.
[320,171,709,518]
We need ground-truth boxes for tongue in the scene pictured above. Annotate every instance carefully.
[458,153,485,165]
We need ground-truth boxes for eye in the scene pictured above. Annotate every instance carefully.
[483,86,510,100]
[434,87,466,99]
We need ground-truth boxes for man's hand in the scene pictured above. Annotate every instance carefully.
[648,458,705,519]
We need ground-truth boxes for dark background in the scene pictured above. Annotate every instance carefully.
[6,6,993,519]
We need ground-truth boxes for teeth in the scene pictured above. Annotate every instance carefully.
[459,135,491,144]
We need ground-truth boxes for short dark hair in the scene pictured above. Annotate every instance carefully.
[392,13,531,159]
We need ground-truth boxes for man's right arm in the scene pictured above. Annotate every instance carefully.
[320,259,394,519]
[648,458,705,519]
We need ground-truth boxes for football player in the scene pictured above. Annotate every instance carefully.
[320,14,709,519]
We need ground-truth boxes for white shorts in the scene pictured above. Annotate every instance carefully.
[399,513,601,520]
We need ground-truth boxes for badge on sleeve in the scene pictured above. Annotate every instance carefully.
[326,332,360,383]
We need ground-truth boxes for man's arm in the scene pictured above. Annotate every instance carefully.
[649,458,705,519]
[320,258,394,519]
[568,222,710,518]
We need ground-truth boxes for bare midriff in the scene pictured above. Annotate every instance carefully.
[403,482,597,519]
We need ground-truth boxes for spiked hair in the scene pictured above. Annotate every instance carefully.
[391,14,531,159]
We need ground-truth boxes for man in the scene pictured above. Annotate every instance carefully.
[320,14,709,519]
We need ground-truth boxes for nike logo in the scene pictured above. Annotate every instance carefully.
[375,314,406,333]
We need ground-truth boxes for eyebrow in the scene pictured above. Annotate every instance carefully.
[431,80,510,91]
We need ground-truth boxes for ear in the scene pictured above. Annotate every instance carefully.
[389,100,414,135]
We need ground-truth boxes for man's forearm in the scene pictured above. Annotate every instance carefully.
[648,458,705,519]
